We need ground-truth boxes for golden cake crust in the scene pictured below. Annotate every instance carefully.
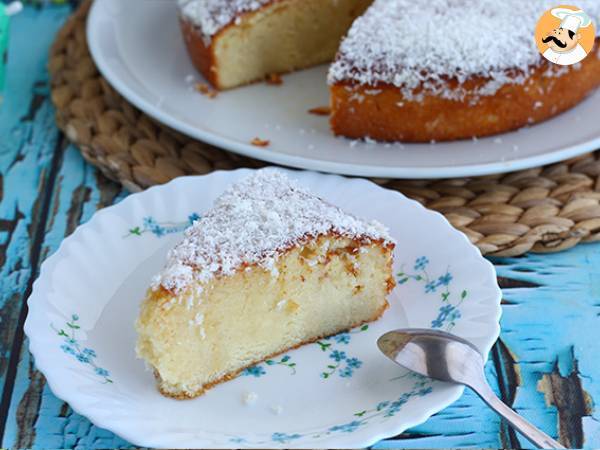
[330,44,600,142]
[180,18,220,88]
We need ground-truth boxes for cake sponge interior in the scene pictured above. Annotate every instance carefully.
[204,0,372,89]
[136,235,393,398]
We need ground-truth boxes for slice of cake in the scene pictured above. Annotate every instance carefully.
[178,0,371,89]
[136,169,395,398]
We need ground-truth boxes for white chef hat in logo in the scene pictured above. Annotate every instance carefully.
[551,8,592,33]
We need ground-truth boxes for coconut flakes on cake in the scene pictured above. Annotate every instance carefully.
[328,0,600,100]
[177,0,272,39]
[152,169,393,294]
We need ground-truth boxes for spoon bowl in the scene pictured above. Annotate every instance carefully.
[377,328,484,388]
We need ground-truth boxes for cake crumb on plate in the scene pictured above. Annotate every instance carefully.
[270,405,283,415]
[265,73,283,85]
[250,137,270,147]
[243,391,258,405]
[194,82,217,98]
[308,106,331,116]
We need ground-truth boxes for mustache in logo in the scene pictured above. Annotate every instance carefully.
[542,35,568,48]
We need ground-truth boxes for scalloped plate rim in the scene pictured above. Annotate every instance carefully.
[25,168,502,448]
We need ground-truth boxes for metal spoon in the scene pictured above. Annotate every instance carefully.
[377,328,565,449]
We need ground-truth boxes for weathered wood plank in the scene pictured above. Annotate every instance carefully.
[1,4,599,449]
[538,347,592,448]
[493,248,600,449]
[0,4,71,439]
[2,143,128,449]
[491,337,522,448]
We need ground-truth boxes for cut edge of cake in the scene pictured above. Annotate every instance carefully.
[178,0,372,90]
[148,266,393,399]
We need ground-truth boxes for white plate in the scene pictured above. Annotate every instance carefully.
[25,168,501,448]
[86,0,600,179]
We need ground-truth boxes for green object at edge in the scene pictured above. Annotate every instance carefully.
[0,3,10,96]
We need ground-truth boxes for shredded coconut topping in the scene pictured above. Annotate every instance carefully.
[275,299,288,311]
[177,0,272,39]
[270,404,284,415]
[328,0,600,99]
[179,0,600,98]
[243,391,259,405]
[153,169,393,294]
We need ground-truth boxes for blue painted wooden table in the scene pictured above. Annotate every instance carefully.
[0,3,598,449]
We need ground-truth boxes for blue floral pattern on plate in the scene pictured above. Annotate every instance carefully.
[242,355,298,377]
[241,326,368,379]
[124,213,200,238]
[52,314,112,384]
[398,256,467,331]
[316,326,368,379]
[271,432,302,443]
[226,374,434,444]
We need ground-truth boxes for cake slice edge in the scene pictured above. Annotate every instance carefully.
[136,233,395,399]
[135,169,396,399]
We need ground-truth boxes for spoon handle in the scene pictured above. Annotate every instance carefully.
[473,382,565,449]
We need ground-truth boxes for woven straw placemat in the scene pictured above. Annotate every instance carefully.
[49,0,600,257]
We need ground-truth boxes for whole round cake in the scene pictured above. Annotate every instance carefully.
[178,0,600,142]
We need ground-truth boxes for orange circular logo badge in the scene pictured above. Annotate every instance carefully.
[535,5,596,66]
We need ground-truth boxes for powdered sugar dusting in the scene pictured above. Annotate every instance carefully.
[328,0,600,100]
[177,0,272,39]
[153,169,393,294]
